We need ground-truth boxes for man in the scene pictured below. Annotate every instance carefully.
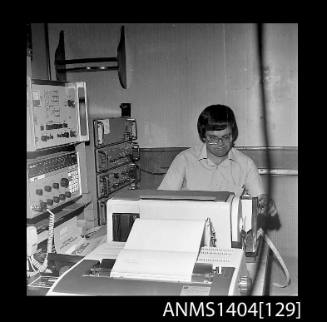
[158,104,277,217]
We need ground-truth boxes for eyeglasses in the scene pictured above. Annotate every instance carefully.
[206,133,232,144]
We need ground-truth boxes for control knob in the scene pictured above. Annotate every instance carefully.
[44,185,52,192]
[60,178,69,188]
[39,201,47,211]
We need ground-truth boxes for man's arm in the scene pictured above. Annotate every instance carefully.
[258,194,278,217]
[245,158,278,217]
[158,154,186,190]
[244,158,265,197]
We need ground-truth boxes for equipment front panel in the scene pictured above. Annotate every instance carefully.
[96,163,137,199]
[27,152,82,218]
[27,80,88,151]
[96,141,136,173]
[94,118,137,148]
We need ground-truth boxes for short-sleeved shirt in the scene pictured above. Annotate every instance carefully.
[158,144,264,197]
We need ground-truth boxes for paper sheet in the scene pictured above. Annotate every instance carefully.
[110,218,205,282]
[139,199,232,248]
[54,217,84,254]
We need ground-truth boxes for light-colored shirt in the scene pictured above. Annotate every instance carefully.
[158,144,264,197]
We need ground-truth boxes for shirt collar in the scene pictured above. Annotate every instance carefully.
[198,143,207,160]
[198,143,235,161]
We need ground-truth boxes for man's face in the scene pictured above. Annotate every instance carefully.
[205,126,233,158]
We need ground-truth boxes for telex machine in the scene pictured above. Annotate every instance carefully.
[48,189,264,296]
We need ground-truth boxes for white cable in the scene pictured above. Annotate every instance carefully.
[257,228,291,288]
[46,209,55,253]
[28,257,37,272]
[27,257,39,278]
[28,209,55,274]
[27,269,39,278]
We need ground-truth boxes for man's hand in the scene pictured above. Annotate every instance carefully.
[258,194,278,217]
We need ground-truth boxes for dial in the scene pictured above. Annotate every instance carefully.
[60,178,69,188]
[44,185,52,192]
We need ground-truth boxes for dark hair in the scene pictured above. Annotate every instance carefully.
[197,104,238,143]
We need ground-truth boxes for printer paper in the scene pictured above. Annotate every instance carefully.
[139,199,232,248]
[110,218,205,282]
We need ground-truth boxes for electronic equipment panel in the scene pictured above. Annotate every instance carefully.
[94,117,137,148]
[97,184,137,226]
[95,141,139,173]
[27,151,82,218]
[96,163,137,200]
[27,78,89,152]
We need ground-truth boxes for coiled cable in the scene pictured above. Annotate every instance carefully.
[28,209,55,274]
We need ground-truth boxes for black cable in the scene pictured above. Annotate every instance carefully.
[249,23,274,295]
